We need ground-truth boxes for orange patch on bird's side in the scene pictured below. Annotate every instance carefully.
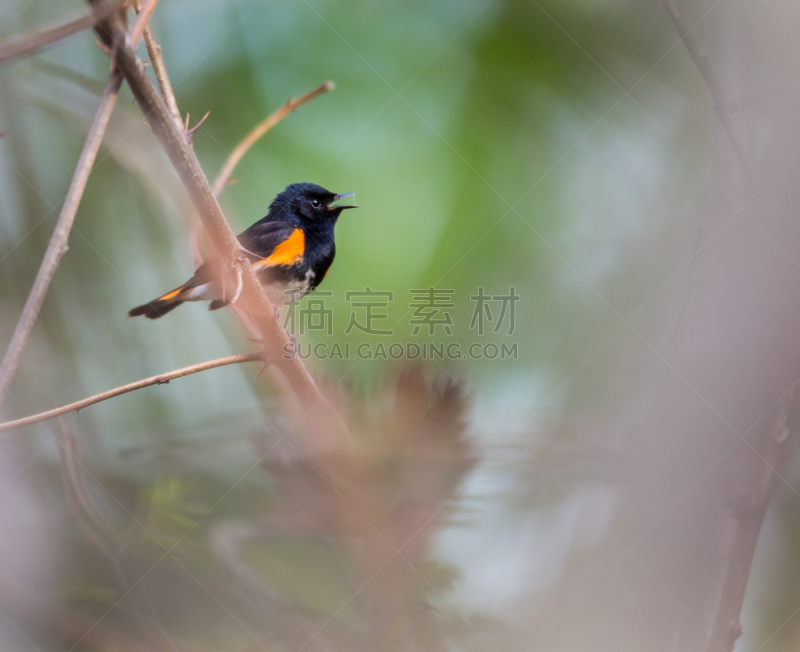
[255,228,305,268]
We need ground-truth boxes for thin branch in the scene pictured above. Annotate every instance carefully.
[56,419,183,649]
[0,353,263,433]
[662,0,750,176]
[0,0,124,65]
[706,388,796,652]
[56,419,117,555]
[143,27,181,124]
[128,0,158,48]
[132,0,182,130]
[185,109,210,143]
[0,75,122,407]
[0,3,156,408]
[211,81,334,196]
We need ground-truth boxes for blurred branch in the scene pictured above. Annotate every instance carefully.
[128,0,158,48]
[35,59,109,94]
[707,389,796,651]
[218,369,474,649]
[57,419,117,554]
[0,578,158,652]
[0,75,122,408]
[0,1,157,409]
[0,352,263,433]
[662,0,750,176]
[143,27,180,126]
[211,80,334,196]
[56,420,182,649]
[0,0,125,65]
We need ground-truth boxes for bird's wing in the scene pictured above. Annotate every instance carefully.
[178,222,303,291]
[237,221,306,268]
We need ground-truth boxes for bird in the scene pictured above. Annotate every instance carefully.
[129,183,356,319]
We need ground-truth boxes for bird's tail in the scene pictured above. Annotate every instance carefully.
[128,286,187,319]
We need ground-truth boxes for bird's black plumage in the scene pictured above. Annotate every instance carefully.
[129,183,356,319]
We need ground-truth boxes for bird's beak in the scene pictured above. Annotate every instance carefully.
[330,192,357,210]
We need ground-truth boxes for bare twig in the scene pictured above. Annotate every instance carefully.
[0,75,122,407]
[211,81,334,196]
[662,0,749,176]
[35,59,109,94]
[0,353,263,433]
[0,1,157,409]
[142,36,180,126]
[56,419,182,650]
[0,0,124,65]
[143,26,181,125]
[185,109,210,143]
[706,388,796,652]
[56,419,117,554]
[132,0,182,130]
[128,0,157,48]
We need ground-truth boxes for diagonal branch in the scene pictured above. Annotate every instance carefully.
[0,0,125,65]
[132,0,182,129]
[0,0,158,409]
[0,352,264,433]
[212,80,334,196]
[142,26,181,127]
[127,0,158,48]
[706,388,796,652]
[662,0,750,176]
[0,75,121,407]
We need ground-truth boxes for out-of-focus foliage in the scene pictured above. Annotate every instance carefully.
[3,0,796,650]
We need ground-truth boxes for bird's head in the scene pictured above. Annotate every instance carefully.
[271,182,357,223]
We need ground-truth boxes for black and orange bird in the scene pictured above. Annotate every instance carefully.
[129,183,356,319]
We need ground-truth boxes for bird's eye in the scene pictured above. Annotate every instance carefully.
[310,199,321,209]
